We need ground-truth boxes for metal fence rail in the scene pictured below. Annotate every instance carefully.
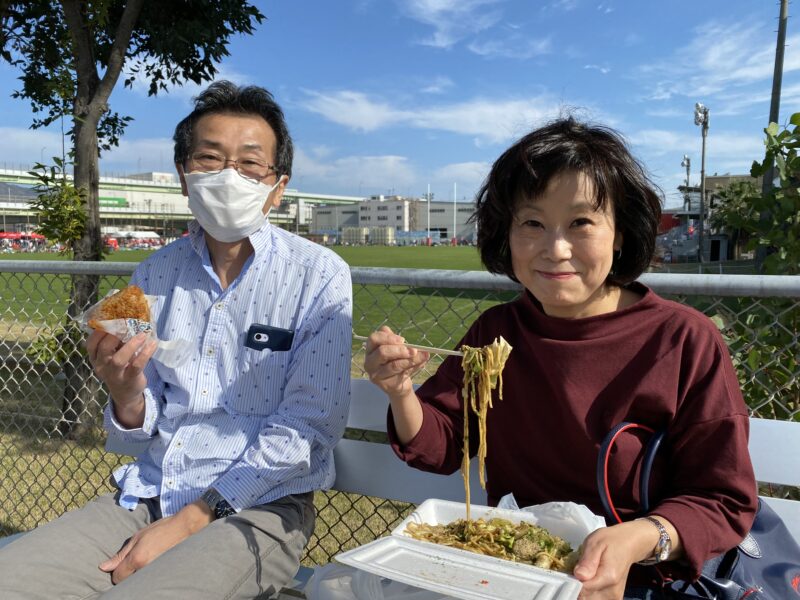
[1,261,798,566]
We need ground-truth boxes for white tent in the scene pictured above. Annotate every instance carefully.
[121,230,160,239]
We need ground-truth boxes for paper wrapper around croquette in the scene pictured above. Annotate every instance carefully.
[85,285,154,341]
[78,285,192,369]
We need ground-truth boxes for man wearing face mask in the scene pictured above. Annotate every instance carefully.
[0,81,352,599]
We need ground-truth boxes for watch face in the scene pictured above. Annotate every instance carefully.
[657,541,671,562]
[214,499,236,519]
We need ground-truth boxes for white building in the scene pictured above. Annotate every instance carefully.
[311,194,477,243]
[0,168,364,236]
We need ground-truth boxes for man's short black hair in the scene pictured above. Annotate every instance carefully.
[173,80,293,178]
[472,117,662,286]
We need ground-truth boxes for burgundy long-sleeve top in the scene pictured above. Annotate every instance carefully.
[388,283,757,585]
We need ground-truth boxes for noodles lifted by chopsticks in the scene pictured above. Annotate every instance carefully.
[460,336,512,520]
[406,338,579,574]
[406,517,578,572]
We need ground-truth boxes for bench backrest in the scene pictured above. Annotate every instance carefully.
[336,379,800,541]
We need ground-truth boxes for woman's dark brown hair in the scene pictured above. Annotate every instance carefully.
[472,117,662,286]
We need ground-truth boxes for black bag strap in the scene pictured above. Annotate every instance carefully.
[596,422,666,524]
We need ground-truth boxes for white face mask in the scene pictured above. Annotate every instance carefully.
[186,169,283,243]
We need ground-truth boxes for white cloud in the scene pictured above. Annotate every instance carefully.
[0,127,66,168]
[638,21,800,109]
[596,2,613,14]
[584,64,610,74]
[293,148,417,196]
[399,0,503,49]
[433,161,492,193]
[100,137,176,174]
[0,127,176,176]
[628,129,692,155]
[552,0,579,10]
[712,81,800,116]
[292,148,495,201]
[468,34,552,59]
[630,128,765,186]
[301,90,406,132]
[631,129,763,158]
[410,97,558,143]
[420,76,455,94]
[302,89,565,144]
[644,107,691,119]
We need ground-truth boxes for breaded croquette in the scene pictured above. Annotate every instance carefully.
[87,285,150,329]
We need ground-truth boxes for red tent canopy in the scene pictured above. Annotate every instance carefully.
[0,232,46,240]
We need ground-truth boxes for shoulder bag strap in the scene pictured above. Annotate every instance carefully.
[596,422,666,524]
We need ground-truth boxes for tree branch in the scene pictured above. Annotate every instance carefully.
[93,0,144,110]
[0,0,14,55]
[60,0,99,116]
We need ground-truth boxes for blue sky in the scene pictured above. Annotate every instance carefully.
[1,0,798,208]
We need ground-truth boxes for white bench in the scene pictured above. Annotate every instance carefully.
[2,378,798,598]
[337,379,800,538]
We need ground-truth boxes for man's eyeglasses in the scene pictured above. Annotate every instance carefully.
[189,152,278,183]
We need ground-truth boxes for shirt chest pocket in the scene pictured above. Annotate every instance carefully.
[222,347,288,416]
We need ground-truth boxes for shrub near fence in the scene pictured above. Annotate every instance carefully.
[0,261,798,566]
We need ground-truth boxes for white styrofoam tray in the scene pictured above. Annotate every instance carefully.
[335,499,583,600]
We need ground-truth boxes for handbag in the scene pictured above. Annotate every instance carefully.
[597,421,800,600]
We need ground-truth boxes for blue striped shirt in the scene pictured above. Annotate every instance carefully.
[104,220,352,517]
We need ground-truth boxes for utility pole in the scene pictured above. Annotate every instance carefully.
[452,182,457,246]
[426,182,431,245]
[681,155,691,210]
[756,0,789,272]
[694,103,709,263]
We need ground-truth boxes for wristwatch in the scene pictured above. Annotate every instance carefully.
[637,516,672,565]
[199,487,236,520]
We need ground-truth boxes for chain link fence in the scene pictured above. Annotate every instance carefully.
[1,261,798,565]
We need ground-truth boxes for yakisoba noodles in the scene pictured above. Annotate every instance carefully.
[405,517,577,572]
[406,336,579,571]
[460,336,512,520]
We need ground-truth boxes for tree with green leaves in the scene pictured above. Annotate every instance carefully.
[749,116,800,276]
[713,114,800,423]
[0,0,264,438]
[707,179,759,260]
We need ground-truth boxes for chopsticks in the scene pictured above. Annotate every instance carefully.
[352,334,463,357]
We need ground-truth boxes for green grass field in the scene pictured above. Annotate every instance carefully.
[0,246,496,341]
[331,244,484,270]
[0,244,486,269]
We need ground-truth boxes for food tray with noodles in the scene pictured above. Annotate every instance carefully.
[335,499,583,600]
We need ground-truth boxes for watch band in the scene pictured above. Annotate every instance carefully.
[200,487,236,520]
[637,515,671,565]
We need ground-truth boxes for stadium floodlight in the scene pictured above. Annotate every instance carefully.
[693,103,709,263]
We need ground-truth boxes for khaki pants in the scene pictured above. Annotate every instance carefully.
[0,491,315,600]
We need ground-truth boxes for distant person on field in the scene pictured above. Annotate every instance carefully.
[0,81,353,599]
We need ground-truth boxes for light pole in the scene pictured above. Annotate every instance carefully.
[452,182,457,246]
[693,103,709,263]
[680,155,691,210]
[426,183,431,245]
